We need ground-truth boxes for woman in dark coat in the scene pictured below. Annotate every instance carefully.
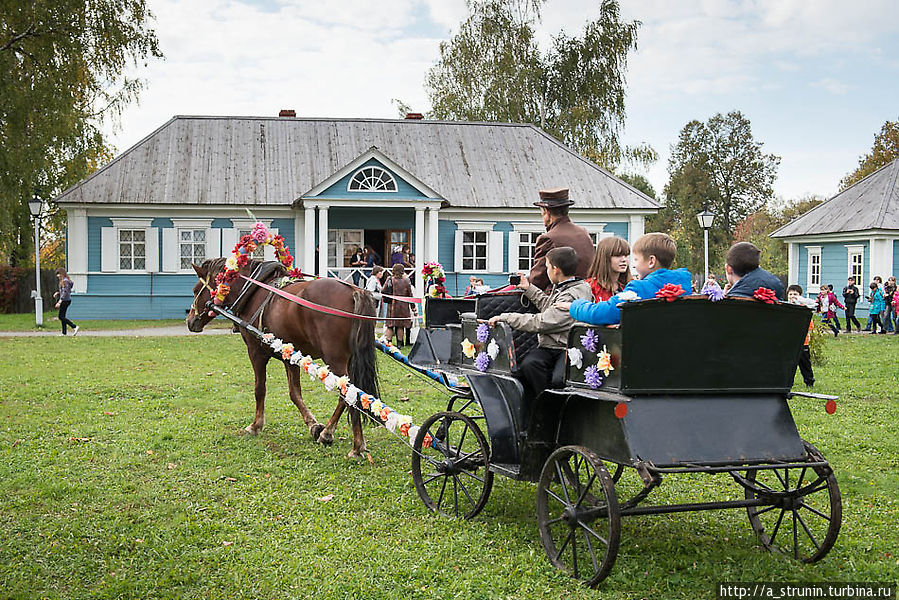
[385,263,415,346]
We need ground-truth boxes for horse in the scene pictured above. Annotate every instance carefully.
[185,258,380,458]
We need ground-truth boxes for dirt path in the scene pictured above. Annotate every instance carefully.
[0,326,232,338]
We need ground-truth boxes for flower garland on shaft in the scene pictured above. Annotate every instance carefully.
[212,220,300,307]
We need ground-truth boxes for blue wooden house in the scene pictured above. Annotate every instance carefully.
[771,158,899,315]
[54,114,659,319]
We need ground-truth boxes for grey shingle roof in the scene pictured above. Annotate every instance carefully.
[53,116,659,210]
[771,158,899,238]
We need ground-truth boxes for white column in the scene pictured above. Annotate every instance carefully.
[628,214,645,242]
[870,237,892,281]
[304,205,316,274]
[414,206,426,294]
[294,207,304,270]
[788,242,798,285]
[427,207,439,266]
[68,208,89,292]
[318,205,329,277]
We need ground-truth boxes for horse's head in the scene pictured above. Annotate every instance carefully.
[186,260,220,332]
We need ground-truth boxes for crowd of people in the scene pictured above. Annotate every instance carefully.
[812,275,898,336]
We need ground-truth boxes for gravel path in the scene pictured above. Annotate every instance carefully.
[0,326,232,338]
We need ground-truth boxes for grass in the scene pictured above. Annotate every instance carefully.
[0,313,232,331]
[0,333,896,599]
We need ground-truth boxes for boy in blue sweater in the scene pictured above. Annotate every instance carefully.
[557,232,692,325]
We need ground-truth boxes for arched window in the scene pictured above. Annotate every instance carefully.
[348,166,397,192]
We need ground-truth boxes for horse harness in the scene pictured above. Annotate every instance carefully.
[194,261,292,331]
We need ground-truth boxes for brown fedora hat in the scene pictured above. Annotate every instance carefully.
[533,187,574,207]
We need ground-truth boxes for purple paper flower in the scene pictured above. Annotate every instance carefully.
[475,352,491,372]
[584,365,604,390]
[476,323,490,343]
[700,281,725,302]
[580,329,599,353]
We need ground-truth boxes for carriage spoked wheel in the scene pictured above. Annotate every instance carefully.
[744,441,842,562]
[411,411,493,520]
[536,445,620,587]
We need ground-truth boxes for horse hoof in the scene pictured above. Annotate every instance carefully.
[317,430,334,445]
[309,423,325,440]
[347,450,364,459]
[244,424,261,435]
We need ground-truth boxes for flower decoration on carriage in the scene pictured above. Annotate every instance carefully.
[584,365,604,389]
[461,338,477,359]
[567,347,584,369]
[487,339,500,360]
[655,283,687,302]
[753,287,778,304]
[476,323,490,343]
[595,345,614,376]
[580,329,599,353]
[280,343,294,360]
[475,351,491,372]
[700,280,725,302]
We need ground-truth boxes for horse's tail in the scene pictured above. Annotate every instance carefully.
[348,289,380,409]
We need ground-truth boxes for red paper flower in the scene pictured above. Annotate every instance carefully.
[236,254,249,267]
[655,283,686,302]
[753,287,777,304]
[287,268,302,278]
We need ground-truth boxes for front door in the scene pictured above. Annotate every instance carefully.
[387,229,411,265]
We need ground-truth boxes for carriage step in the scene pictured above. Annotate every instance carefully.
[490,463,521,478]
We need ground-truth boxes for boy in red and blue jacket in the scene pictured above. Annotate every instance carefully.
[558,232,692,325]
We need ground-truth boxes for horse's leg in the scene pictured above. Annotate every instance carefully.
[284,363,324,441]
[317,399,345,446]
[346,402,366,459]
[245,347,269,435]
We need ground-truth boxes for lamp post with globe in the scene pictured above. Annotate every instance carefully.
[696,210,716,283]
[27,193,44,327]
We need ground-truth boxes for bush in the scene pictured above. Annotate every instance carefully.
[808,319,827,365]
[0,266,26,313]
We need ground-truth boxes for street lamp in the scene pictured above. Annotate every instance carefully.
[27,194,43,327]
[696,210,716,283]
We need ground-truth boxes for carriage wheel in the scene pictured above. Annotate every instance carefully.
[745,441,841,562]
[411,411,493,520]
[536,446,620,587]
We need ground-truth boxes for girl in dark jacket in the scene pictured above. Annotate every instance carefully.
[53,268,79,336]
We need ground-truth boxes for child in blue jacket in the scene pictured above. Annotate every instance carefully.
[557,232,692,325]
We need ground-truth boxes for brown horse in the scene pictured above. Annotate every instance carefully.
[186,258,379,458]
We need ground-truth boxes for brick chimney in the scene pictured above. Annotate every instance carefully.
[404,112,424,120]
[279,109,296,117]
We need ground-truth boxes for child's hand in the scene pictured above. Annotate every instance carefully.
[554,301,571,311]
[516,275,529,290]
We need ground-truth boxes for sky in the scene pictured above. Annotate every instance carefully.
[105,0,899,202]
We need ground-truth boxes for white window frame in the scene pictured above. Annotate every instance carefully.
[165,218,215,273]
[509,223,544,273]
[328,229,364,269]
[102,218,158,273]
[229,219,276,262]
[453,221,503,273]
[118,228,147,271]
[846,245,864,288]
[807,246,822,293]
[347,166,398,192]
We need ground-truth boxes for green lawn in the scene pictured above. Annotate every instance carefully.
[1,334,896,599]
[0,313,232,331]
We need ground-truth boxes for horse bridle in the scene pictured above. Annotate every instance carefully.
[190,273,216,316]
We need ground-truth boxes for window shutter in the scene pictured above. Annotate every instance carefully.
[162,228,178,272]
[488,231,504,273]
[101,227,117,272]
[453,229,463,272]
[507,232,520,274]
[206,228,221,259]
[221,228,239,258]
[145,227,159,272]
[264,228,279,261]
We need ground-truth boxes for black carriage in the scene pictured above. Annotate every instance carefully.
[407,293,841,586]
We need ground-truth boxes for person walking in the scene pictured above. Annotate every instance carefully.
[842,277,862,332]
[816,285,843,337]
[864,276,883,331]
[384,263,416,346]
[53,268,79,336]
[883,276,896,333]
[867,281,886,334]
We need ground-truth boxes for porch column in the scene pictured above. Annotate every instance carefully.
[788,242,798,286]
[318,205,329,277]
[870,237,893,283]
[415,206,426,293]
[304,205,316,274]
[427,207,439,267]
[67,208,88,293]
[628,214,645,243]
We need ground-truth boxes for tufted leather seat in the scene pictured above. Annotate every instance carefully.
[475,292,539,367]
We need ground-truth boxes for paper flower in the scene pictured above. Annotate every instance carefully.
[323,373,338,391]
[584,365,604,390]
[236,253,249,268]
[475,352,491,372]
[318,367,330,382]
[360,394,372,409]
[399,421,411,437]
[225,255,238,270]
[580,329,599,352]
[251,222,269,243]
[380,406,393,422]
[344,385,359,406]
[487,339,499,360]
[270,338,283,352]
[461,338,476,358]
[655,283,686,302]
[616,290,639,303]
[595,345,614,376]
[407,425,420,442]
[476,323,490,343]
[280,343,294,360]
[422,433,433,449]
[753,287,778,304]
[701,281,725,301]
[567,347,583,369]
[336,376,349,395]
[299,356,312,371]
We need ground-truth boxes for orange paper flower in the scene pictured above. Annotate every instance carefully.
[422,434,433,449]
[399,422,411,437]
[360,394,372,409]
[380,407,392,421]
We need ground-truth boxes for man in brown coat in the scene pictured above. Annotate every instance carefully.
[527,187,595,291]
